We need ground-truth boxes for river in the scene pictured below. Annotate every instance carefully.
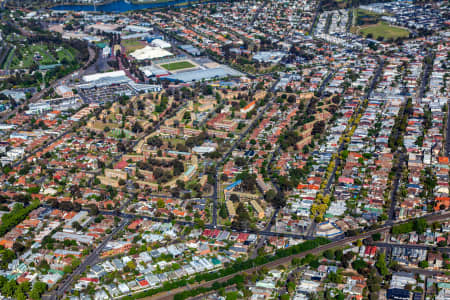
[52,0,212,12]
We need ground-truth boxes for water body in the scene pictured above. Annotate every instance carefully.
[52,0,210,12]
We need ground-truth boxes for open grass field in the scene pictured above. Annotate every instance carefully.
[357,22,410,41]
[90,121,120,131]
[121,39,146,54]
[160,61,195,71]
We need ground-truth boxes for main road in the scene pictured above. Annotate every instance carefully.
[323,58,384,196]
[147,211,450,300]
[5,46,97,168]
[305,59,383,237]
[211,79,280,227]
[43,207,450,299]
[388,53,434,222]
[0,46,96,123]
[44,219,129,300]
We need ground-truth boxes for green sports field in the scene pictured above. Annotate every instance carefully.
[358,22,410,41]
[161,61,195,71]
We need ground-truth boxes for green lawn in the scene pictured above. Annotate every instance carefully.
[10,44,57,69]
[161,61,195,71]
[359,22,410,41]
[9,43,79,70]
[56,48,75,62]
[31,44,56,65]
